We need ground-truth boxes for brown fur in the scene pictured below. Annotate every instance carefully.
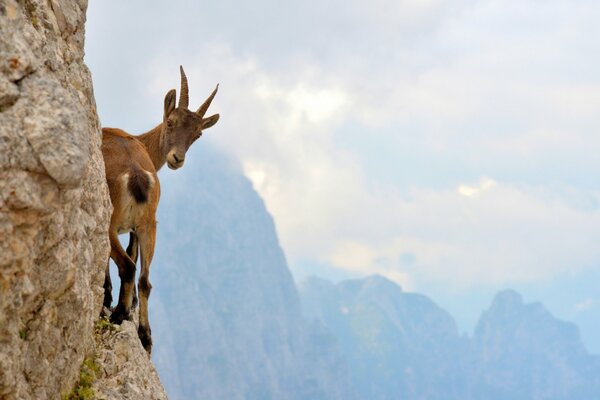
[101,67,219,353]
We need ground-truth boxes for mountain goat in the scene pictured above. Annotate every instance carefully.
[101,66,219,353]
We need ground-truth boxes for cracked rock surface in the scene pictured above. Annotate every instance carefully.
[0,0,110,397]
[94,319,168,400]
[0,0,167,398]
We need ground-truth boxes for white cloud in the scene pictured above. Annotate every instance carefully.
[87,0,600,292]
[458,178,496,198]
[143,35,600,291]
[575,299,595,312]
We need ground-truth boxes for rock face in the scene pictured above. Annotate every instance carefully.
[93,319,168,400]
[149,145,354,400]
[0,0,166,398]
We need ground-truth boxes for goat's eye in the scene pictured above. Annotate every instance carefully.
[167,120,174,128]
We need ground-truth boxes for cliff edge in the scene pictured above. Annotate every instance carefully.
[0,0,166,398]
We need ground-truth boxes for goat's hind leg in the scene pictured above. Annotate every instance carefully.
[103,233,136,312]
[109,229,137,324]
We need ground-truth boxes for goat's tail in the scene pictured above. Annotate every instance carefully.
[127,166,152,204]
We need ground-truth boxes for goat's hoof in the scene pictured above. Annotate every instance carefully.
[110,305,130,325]
[138,326,152,354]
[103,295,112,310]
[100,306,112,318]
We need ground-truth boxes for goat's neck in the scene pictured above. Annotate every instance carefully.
[138,123,167,171]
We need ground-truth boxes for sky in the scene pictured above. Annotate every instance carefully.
[86,0,600,351]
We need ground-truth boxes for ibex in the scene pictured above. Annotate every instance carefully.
[101,66,219,353]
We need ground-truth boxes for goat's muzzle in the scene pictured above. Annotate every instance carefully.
[167,151,185,170]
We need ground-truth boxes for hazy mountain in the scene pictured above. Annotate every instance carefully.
[471,290,600,399]
[301,276,469,400]
[144,142,599,400]
[148,144,353,400]
[301,277,600,400]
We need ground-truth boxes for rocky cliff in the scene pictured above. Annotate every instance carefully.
[0,0,166,398]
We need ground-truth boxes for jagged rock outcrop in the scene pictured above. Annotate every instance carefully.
[93,319,168,400]
[0,0,166,398]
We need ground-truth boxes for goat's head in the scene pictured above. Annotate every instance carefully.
[162,66,220,170]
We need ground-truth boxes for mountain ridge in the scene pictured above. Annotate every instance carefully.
[301,274,600,400]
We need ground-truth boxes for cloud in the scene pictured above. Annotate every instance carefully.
[575,299,595,312]
[312,179,600,289]
[86,0,600,291]
[458,178,496,198]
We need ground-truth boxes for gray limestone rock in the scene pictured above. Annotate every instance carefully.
[0,0,167,398]
[94,320,168,400]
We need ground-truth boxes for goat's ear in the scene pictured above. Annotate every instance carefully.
[164,89,177,120]
[202,113,220,130]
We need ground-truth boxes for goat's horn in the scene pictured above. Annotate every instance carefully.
[178,65,189,109]
[197,84,219,117]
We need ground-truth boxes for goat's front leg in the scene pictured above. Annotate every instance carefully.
[109,229,137,324]
[137,221,156,354]
[126,232,139,309]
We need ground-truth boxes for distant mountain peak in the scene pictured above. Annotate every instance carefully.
[363,274,403,291]
[337,274,403,297]
[302,278,600,400]
[490,289,523,309]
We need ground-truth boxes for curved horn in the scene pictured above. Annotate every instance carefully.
[197,84,219,117]
[178,65,189,109]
